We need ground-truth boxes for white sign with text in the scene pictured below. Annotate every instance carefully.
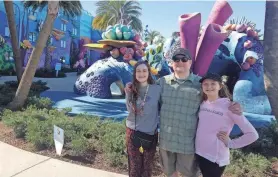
[54,125,64,156]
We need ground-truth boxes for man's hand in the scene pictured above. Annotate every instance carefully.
[228,102,243,115]
[124,82,132,93]
[217,131,230,147]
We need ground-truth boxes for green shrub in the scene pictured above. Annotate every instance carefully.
[4,80,49,92]
[225,150,271,177]
[2,106,128,168]
[242,122,278,157]
[0,69,16,76]
[2,109,30,138]
[26,117,54,150]
[4,81,19,88]
[35,68,66,78]
[0,92,14,106]
[55,115,101,155]
[30,80,49,93]
[0,81,49,107]
[99,120,127,167]
[26,96,53,109]
[2,106,103,153]
[61,67,76,73]
[0,83,17,106]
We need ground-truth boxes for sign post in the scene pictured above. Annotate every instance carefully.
[53,125,64,156]
[55,63,62,77]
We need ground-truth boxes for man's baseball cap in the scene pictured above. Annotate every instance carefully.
[199,73,222,83]
[172,48,192,60]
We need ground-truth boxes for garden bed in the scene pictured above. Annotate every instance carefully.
[0,105,164,177]
[0,103,277,177]
[0,121,129,175]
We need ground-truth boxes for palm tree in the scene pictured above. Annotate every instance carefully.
[92,0,143,32]
[4,1,23,82]
[44,35,51,71]
[8,1,82,110]
[145,30,160,45]
[263,1,278,118]
[171,31,179,39]
[154,35,166,45]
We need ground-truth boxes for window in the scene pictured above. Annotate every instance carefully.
[5,27,10,36]
[58,11,62,17]
[61,23,66,31]
[72,28,77,35]
[28,32,36,42]
[60,40,66,48]
[29,10,37,16]
[50,37,53,45]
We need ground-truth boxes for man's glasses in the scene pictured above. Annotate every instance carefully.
[172,56,189,63]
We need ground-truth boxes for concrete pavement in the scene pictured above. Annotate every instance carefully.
[0,142,127,177]
[0,72,78,92]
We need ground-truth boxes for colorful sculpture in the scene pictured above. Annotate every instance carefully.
[144,43,171,78]
[0,40,15,72]
[73,0,275,130]
[163,0,275,129]
[74,24,170,98]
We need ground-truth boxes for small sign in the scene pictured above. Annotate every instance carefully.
[54,125,64,156]
[55,63,62,71]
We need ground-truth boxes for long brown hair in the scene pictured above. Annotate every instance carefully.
[201,81,232,102]
[131,61,154,111]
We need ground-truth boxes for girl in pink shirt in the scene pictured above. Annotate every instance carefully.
[195,73,259,177]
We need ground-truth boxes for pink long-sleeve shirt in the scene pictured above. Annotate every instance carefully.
[195,98,259,167]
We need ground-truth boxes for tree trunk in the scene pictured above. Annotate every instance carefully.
[45,35,51,71]
[4,1,23,82]
[264,1,278,118]
[8,12,56,110]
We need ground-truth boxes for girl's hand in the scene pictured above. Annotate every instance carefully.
[228,102,243,115]
[125,82,132,93]
[217,131,231,147]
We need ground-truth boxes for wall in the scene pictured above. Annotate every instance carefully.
[0,1,101,72]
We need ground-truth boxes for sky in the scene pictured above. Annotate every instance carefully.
[81,0,266,39]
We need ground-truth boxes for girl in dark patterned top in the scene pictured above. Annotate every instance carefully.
[125,61,161,177]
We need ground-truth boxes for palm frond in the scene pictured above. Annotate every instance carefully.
[145,30,161,44]
[23,0,82,17]
[93,0,142,32]
[93,15,110,31]
[129,15,142,32]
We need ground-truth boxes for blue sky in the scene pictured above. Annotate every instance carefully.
[81,1,265,38]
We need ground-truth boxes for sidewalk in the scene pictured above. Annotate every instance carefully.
[0,142,127,177]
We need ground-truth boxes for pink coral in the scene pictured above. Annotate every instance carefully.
[126,48,135,56]
[120,47,127,55]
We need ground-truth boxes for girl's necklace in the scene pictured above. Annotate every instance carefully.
[132,84,149,115]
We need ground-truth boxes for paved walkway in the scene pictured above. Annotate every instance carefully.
[0,142,127,177]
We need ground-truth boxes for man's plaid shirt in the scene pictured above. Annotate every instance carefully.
[158,73,202,154]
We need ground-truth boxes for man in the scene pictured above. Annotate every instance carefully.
[157,47,241,177]
[125,47,242,177]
